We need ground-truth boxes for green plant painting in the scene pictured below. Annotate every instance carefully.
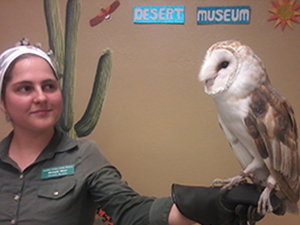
[43,0,112,138]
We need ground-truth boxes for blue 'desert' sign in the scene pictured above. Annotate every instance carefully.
[134,6,185,24]
[197,6,251,25]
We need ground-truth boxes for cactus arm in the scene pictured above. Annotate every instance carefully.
[43,0,112,139]
[43,0,64,78]
[75,49,112,137]
[59,0,81,133]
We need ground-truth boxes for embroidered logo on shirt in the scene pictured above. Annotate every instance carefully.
[41,164,75,179]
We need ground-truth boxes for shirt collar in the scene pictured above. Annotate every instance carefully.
[0,129,78,163]
[0,132,13,160]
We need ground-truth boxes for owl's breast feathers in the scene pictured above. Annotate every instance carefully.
[244,81,300,203]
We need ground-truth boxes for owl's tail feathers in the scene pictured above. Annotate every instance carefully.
[284,200,299,215]
[276,190,299,214]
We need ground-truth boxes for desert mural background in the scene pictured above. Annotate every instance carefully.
[0,1,300,224]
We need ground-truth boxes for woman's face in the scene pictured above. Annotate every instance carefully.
[1,56,63,133]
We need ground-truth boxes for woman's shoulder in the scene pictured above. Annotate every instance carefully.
[77,138,98,148]
[76,138,111,166]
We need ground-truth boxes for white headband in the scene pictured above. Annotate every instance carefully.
[0,45,58,100]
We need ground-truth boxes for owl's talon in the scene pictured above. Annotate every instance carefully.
[212,175,247,190]
[212,178,229,187]
[257,184,274,215]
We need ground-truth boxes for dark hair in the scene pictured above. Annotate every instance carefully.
[1,53,57,100]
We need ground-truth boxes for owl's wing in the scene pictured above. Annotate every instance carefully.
[245,82,300,203]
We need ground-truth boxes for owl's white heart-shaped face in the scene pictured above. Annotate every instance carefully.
[199,40,266,98]
[199,47,239,95]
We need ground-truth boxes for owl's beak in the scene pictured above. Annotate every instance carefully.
[205,76,216,88]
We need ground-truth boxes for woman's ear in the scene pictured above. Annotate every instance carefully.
[0,100,7,113]
[0,101,10,122]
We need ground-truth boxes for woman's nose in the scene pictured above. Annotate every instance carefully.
[33,88,47,103]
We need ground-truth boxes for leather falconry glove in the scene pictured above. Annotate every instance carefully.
[172,183,285,225]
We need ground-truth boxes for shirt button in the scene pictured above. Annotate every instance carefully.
[19,174,24,179]
[53,191,59,196]
[10,219,16,224]
[14,195,20,201]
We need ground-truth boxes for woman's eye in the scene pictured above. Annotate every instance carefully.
[43,83,57,91]
[18,86,32,93]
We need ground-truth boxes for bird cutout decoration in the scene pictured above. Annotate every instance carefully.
[199,40,300,215]
[90,0,120,27]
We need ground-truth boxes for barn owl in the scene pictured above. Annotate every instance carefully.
[199,40,300,215]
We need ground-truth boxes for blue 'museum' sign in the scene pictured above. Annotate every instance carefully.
[197,6,251,25]
[134,6,185,24]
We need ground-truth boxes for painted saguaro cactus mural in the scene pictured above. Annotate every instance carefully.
[43,0,112,138]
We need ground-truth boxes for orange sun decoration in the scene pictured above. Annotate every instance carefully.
[268,0,300,30]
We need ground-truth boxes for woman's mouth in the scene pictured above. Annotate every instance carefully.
[31,109,52,115]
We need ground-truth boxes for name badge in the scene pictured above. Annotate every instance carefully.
[41,164,75,179]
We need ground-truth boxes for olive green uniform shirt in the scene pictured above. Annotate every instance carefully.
[0,131,173,225]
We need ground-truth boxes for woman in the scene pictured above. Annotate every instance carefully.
[0,45,282,225]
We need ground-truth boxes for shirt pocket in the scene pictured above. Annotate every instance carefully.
[36,179,77,215]
[38,179,76,200]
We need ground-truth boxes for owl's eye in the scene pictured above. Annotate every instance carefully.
[217,61,229,71]
[220,61,229,69]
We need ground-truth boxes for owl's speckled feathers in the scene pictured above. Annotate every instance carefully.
[199,40,300,215]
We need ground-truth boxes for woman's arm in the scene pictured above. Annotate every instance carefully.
[168,204,195,225]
